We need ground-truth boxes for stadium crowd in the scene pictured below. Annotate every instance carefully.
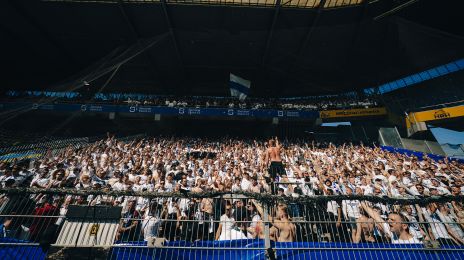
[127,95,378,111]
[3,90,379,111]
[0,135,463,246]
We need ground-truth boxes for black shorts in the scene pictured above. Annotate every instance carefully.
[269,161,285,180]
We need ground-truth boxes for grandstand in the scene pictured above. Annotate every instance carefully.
[1,0,464,259]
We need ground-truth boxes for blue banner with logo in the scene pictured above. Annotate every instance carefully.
[0,102,319,119]
[109,240,464,260]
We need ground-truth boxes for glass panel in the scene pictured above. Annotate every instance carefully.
[379,127,403,147]
[445,62,459,72]
[455,59,464,69]
[403,76,414,86]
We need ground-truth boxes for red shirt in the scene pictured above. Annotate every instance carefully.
[29,203,58,238]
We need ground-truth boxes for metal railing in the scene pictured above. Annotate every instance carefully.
[0,134,146,163]
[0,138,90,163]
[0,188,463,259]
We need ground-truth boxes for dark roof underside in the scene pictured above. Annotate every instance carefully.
[1,0,464,97]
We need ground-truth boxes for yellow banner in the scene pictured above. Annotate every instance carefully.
[406,105,464,129]
[319,107,387,119]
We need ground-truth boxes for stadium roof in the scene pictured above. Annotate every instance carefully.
[44,0,365,9]
[1,0,464,97]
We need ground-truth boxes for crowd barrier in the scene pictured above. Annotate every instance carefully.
[109,240,464,260]
[0,138,89,163]
[0,189,463,259]
[0,134,145,163]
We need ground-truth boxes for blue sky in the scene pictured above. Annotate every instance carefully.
[321,122,351,127]
[430,126,464,145]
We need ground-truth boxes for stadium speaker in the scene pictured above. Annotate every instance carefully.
[109,112,115,120]
[155,114,161,121]
[272,117,279,125]
[315,118,323,126]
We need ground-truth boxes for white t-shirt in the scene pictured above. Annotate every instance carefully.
[421,208,451,240]
[167,201,178,214]
[250,214,262,229]
[327,201,339,216]
[437,211,464,239]
[380,222,422,244]
[362,186,374,195]
[393,236,422,244]
[138,175,149,185]
[342,200,361,219]
[164,181,174,192]
[232,184,241,192]
[402,177,413,187]
[388,175,397,183]
[112,181,126,191]
[31,176,50,188]
[241,178,251,191]
[403,214,423,240]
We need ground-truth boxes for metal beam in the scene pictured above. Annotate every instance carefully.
[160,0,184,72]
[261,0,282,66]
[261,0,337,95]
[117,0,140,40]
[117,0,164,88]
[374,0,420,20]
[260,0,326,94]
[296,0,326,56]
[342,0,371,69]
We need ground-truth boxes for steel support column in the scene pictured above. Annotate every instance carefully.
[160,0,184,72]
[117,0,163,86]
[261,0,282,66]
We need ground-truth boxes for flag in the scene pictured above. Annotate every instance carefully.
[229,73,251,101]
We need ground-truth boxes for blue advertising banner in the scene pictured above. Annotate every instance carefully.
[0,102,319,119]
[109,240,464,260]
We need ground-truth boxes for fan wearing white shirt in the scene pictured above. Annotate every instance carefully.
[240,173,252,191]
[420,203,459,246]
[341,187,361,232]
[436,204,464,245]
[231,178,242,192]
[361,202,422,244]
[164,173,175,192]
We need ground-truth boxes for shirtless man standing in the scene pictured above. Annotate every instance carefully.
[249,220,279,241]
[265,137,286,182]
[252,200,296,242]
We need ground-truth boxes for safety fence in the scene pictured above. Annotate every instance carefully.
[0,134,147,163]
[0,138,90,163]
[0,188,463,259]
[0,138,89,154]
